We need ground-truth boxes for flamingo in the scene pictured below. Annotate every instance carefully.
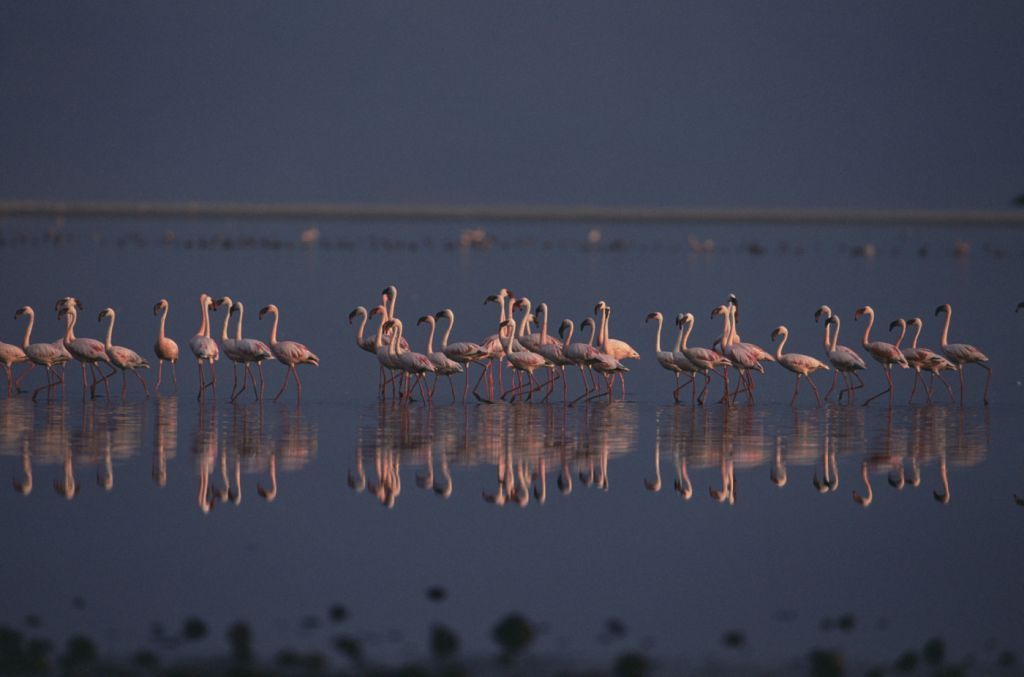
[259,304,320,403]
[15,306,70,401]
[529,303,571,400]
[495,318,550,402]
[416,314,463,401]
[98,307,151,398]
[152,299,180,392]
[676,313,731,405]
[821,314,868,402]
[711,304,766,403]
[382,318,434,401]
[370,305,401,399]
[58,304,114,399]
[348,306,377,353]
[216,296,245,399]
[379,285,410,350]
[228,301,274,402]
[668,314,700,403]
[189,293,220,401]
[854,305,909,406]
[514,298,559,353]
[0,334,28,397]
[814,306,866,401]
[480,288,516,398]
[934,303,991,406]
[434,308,490,402]
[559,318,603,399]
[770,326,829,406]
[594,301,639,399]
[895,317,954,404]
[646,312,687,402]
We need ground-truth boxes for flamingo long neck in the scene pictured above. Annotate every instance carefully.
[774,330,787,361]
[652,315,663,353]
[600,307,610,348]
[728,306,740,345]
[584,320,596,347]
[268,309,279,346]
[64,310,77,344]
[158,305,169,342]
[561,321,574,349]
[21,310,34,350]
[939,307,951,348]
[829,317,841,352]
[220,303,232,342]
[388,291,397,321]
[390,323,403,356]
[718,310,731,346]
[539,306,549,343]
[821,310,832,351]
[517,300,531,338]
[197,296,208,337]
[440,311,454,349]
[893,322,907,350]
[425,318,436,354]
[911,322,922,349]
[374,312,385,349]
[681,319,694,350]
[103,313,115,351]
[502,322,515,355]
[355,309,368,345]
[861,309,874,349]
[673,320,685,352]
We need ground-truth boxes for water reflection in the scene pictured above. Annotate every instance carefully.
[0,399,1000,509]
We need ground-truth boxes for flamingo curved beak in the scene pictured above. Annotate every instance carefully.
[347,308,359,323]
[417,316,429,326]
[770,328,781,341]
[14,307,26,319]
[645,312,659,322]
[854,308,865,320]
[888,320,901,331]
[934,304,946,316]
[258,306,270,319]
[484,295,498,305]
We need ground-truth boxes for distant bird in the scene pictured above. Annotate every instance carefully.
[771,325,829,406]
[854,306,908,406]
[189,293,220,401]
[259,304,319,403]
[935,303,991,406]
[98,307,150,398]
[152,299,180,392]
[15,306,70,401]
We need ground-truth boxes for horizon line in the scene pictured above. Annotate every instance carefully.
[2,200,1023,226]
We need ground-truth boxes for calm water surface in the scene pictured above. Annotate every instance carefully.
[1,220,1023,670]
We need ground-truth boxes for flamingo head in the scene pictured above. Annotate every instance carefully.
[710,304,727,319]
[434,308,454,321]
[484,294,499,306]
[258,304,277,320]
[934,303,950,317]
[594,300,608,315]
[854,306,870,321]
[14,306,30,319]
[381,285,397,301]
[213,296,232,311]
[558,319,569,338]
[55,297,83,313]
[645,311,661,323]
[369,305,387,319]
[152,299,168,315]
[416,315,433,327]
[97,308,114,322]
[383,319,397,331]
[770,326,787,342]
[814,305,832,323]
[500,319,515,331]
[910,317,923,328]
[536,302,547,319]
[677,312,694,328]
[825,315,837,328]
[888,319,906,332]
[727,293,739,320]
[229,301,241,316]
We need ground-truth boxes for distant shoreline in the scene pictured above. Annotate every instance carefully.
[1,200,1023,226]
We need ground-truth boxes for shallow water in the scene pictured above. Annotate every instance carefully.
[1,220,1023,671]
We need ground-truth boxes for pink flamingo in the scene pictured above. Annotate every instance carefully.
[480,288,517,398]
[380,286,410,349]
[227,300,274,402]
[814,306,866,401]
[676,313,731,405]
[854,305,909,406]
[646,312,688,402]
[15,306,71,401]
[668,313,700,403]
[529,303,571,400]
[934,303,991,405]
[514,298,559,353]
[821,314,867,402]
[382,318,434,401]
[895,317,954,404]
[259,304,320,403]
[594,302,639,399]
[770,325,829,406]
[189,293,219,400]
[152,299,180,392]
[434,308,490,402]
[0,334,28,397]
[416,314,463,401]
[98,307,151,398]
[711,304,766,403]
[559,318,603,399]
[370,305,401,399]
[497,318,551,402]
[58,303,114,399]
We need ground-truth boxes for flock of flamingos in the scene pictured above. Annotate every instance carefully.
[0,287,1008,408]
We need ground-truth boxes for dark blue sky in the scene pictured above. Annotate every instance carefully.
[2,2,1022,209]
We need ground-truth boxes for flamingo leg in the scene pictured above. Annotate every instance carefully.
[863,368,893,406]
[979,363,991,406]
[230,363,239,400]
[807,375,822,406]
[823,369,838,401]
[293,365,302,403]
[171,362,178,390]
[908,369,920,404]
[936,373,954,402]
[15,363,35,391]
[121,370,128,399]
[133,369,150,398]
[257,362,266,400]
[197,362,205,400]
[790,374,801,406]
[156,361,163,389]
[274,365,292,402]
[958,366,966,406]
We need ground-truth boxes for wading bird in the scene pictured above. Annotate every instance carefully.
[771,325,829,406]
[934,303,990,405]
[189,293,219,401]
[259,304,319,403]
[98,307,150,398]
[152,299,180,392]
[854,306,908,406]
[15,306,71,401]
